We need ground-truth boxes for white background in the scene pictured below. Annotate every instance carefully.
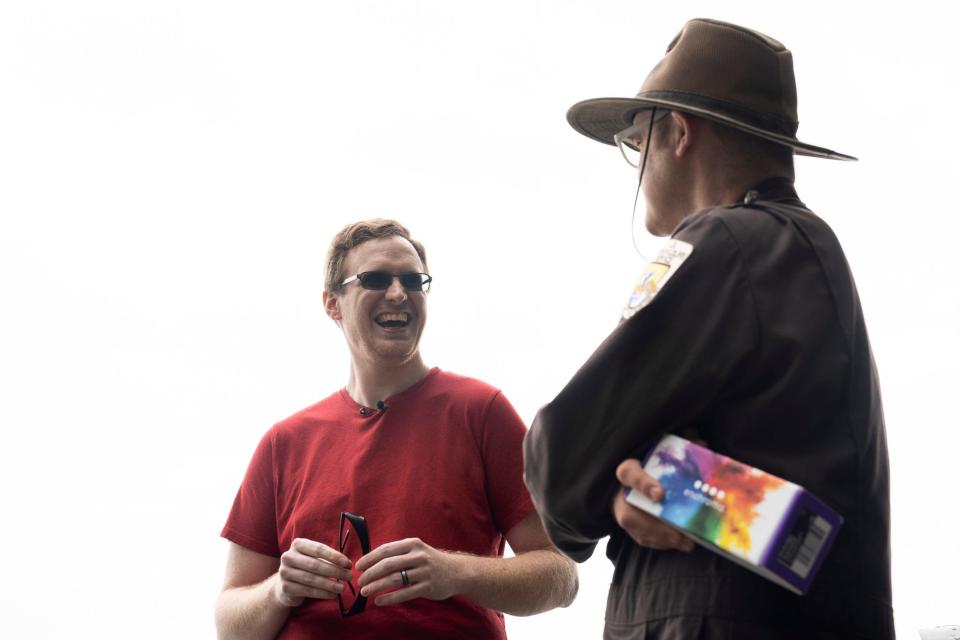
[1,1,957,638]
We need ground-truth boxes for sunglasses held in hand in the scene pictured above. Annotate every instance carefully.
[338,512,371,618]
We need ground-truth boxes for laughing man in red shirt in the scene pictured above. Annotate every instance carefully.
[216,218,577,640]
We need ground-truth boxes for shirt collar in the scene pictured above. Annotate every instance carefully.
[739,176,805,208]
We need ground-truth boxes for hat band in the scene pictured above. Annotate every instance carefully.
[633,90,799,138]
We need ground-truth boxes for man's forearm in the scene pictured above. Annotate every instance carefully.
[452,548,578,617]
[216,573,291,640]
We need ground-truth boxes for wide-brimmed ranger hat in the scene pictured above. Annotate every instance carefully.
[567,18,856,161]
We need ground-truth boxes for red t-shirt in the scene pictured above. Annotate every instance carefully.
[222,368,535,639]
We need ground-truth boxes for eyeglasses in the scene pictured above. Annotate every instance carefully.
[338,511,370,618]
[613,109,672,168]
[341,271,432,293]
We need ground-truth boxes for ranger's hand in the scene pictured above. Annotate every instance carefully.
[356,538,461,606]
[611,459,696,552]
[273,538,354,607]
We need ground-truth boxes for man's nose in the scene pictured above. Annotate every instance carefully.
[384,276,407,302]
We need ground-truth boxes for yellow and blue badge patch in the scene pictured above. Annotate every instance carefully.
[622,239,694,321]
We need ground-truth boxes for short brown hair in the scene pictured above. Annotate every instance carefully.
[708,118,795,175]
[324,218,428,292]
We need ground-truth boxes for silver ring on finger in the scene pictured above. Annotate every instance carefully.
[400,569,410,586]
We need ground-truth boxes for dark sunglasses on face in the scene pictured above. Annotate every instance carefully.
[341,271,432,292]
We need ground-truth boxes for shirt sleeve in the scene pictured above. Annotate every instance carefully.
[522,212,760,561]
[478,390,537,537]
[221,429,281,557]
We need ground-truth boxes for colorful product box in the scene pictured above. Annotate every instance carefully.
[624,434,843,595]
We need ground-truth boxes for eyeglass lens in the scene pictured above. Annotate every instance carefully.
[617,109,668,168]
[619,137,643,168]
[339,526,361,613]
[358,271,430,291]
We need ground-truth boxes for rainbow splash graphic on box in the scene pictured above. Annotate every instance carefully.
[625,434,843,594]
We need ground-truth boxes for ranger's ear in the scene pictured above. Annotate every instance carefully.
[670,110,696,158]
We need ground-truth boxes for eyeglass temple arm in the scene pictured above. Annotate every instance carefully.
[343,512,371,554]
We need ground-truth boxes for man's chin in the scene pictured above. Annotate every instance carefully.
[645,218,671,237]
[372,342,420,362]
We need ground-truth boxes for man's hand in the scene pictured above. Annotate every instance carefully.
[273,538,354,607]
[612,459,696,552]
[355,538,460,606]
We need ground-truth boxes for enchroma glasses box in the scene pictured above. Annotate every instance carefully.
[624,434,843,595]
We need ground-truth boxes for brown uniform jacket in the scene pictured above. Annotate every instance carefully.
[523,178,894,639]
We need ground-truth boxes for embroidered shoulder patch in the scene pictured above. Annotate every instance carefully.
[621,239,694,320]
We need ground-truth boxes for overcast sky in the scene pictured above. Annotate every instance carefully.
[1,1,957,638]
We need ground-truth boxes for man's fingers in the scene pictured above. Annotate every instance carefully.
[613,459,692,551]
[292,538,352,569]
[283,553,352,582]
[358,551,421,588]
[283,582,342,601]
[279,565,347,593]
[621,510,687,550]
[612,491,695,552]
[284,540,352,581]
[356,538,417,572]
[360,565,420,597]
[276,570,344,602]
[373,582,430,607]
[616,458,663,501]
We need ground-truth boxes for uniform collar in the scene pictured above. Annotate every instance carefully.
[739,176,805,208]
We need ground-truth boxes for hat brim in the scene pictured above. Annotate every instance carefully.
[567,96,856,161]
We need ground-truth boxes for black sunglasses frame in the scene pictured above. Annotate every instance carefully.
[338,511,370,618]
[341,271,432,292]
